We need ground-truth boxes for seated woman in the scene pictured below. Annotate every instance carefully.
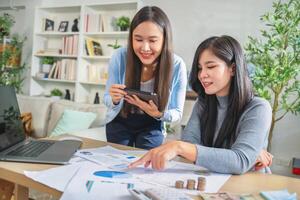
[129,35,272,174]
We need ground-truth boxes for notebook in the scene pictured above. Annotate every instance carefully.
[0,86,81,165]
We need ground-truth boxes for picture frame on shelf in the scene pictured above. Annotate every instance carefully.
[58,21,69,32]
[44,18,54,31]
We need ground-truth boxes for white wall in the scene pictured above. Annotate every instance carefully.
[1,0,299,177]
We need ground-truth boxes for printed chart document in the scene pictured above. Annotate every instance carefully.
[60,162,152,200]
[25,145,231,198]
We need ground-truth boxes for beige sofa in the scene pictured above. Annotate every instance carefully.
[16,95,107,141]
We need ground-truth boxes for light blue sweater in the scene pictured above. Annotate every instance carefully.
[103,47,187,124]
[181,96,272,174]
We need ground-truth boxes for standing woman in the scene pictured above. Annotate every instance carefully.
[129,36,272,174]
[103,6,187,150]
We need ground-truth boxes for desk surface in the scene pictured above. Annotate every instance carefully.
[1,137,299,200]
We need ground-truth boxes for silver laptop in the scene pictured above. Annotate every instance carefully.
[0,86,82,164]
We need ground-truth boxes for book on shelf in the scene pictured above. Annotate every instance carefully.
[62,35,79,55]
[84,13,105,32]
[86,64,107,83]
[85,37,103,56]
[48,62,57,78]
[84,14,89,32]
[86,64,101,83]
[48,59,76,80]
[101,14,112,32]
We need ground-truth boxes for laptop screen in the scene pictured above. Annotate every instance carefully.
[0,86,25,152]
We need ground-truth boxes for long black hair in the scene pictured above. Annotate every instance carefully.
[122,6,173,117]
[189,36,253,148]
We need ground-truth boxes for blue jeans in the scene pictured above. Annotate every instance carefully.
[106,113,163,150]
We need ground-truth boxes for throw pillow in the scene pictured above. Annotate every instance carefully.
[50,109,97,137]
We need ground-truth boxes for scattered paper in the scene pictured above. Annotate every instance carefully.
[24,145,231,198]
[60,162,152,200]
[24,161,83,191]
[75,147,139,169]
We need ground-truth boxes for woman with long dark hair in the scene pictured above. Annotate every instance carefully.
[129,36,272,174]
[103,6,187,150]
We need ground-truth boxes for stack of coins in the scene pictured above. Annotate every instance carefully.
[186,179,196,190]
[197,177,206,191]
[175,180,184,189]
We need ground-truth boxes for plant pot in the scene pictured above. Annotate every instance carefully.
[42,64,52,73]
[50,96,61,101]
[120,27,128,31]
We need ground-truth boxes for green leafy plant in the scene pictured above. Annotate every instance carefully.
[245,0,300,150]
[107,39,122,49]
[116,16,130,31]
[42,57,54,65]
[165,123,175,134]
[50,88,63,97]
[0,13,27,93]
[0,13,15,40]
[3,106,19,122]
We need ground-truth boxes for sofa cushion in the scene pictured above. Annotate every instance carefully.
[50,109,97,137]
[46,100,107,136]
[17,95,53,138]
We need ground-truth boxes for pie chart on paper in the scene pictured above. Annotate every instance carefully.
[93,170,132,178]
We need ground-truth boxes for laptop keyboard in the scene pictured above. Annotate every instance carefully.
[7,140,55,158]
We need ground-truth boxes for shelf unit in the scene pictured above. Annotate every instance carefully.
[30,1,138,104]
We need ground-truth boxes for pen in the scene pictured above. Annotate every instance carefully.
[99,180,134,189]
[128,188,151,200]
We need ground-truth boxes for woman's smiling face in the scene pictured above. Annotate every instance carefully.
[132,21,164,66]
[198,49,235,96]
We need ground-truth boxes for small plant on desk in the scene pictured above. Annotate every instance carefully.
[107,39,121,50]
[41,57,54,73]
[116,16,130,31]
[50,88,63,100]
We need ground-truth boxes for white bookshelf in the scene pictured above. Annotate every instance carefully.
[30,1,138,104]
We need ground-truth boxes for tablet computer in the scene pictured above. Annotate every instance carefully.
[124,88,158,106]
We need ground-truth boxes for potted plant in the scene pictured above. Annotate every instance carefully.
[41,57,54,73]
[245,0,299,151]
[50,88,63,100]
[116,16,130,31]
[107,39,122,56]
[107,39,122,49]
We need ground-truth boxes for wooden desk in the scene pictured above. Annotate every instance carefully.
[0,137,299,200]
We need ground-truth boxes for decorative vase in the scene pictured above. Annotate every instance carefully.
[42,64,52,73]
[120,27,128,31]
[94,92,100,104]
[65,89,71,100]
